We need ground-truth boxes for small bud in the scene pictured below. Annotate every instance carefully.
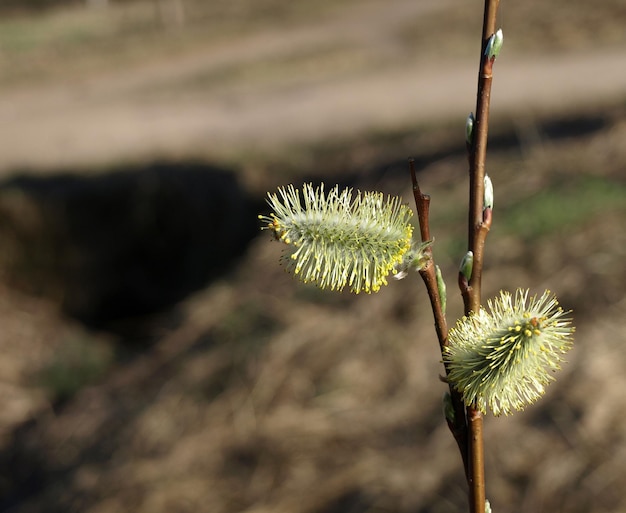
[484,174,494,210]
[436,264,447,315]
[484,28,504,60]
[465,112,475,145]
[459,251,474,282]
[485,499,492,513]
[442,391,455,424]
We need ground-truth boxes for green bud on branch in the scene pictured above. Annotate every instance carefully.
[484,28,504,60]
[459,251,474,282]
[465,112,475,146]
[435,264,447,315]
[484,174,494,210]
[442,391,455,424]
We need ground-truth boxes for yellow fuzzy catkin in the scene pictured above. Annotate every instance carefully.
[259,183,414,294]
[444,289,575,416]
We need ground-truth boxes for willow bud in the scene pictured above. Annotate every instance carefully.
[436,264,447,315]
[459,251,474,282]
[484,28,504,60]
[465,112,475,145]
[442,391,455,424]
[484,174,494,210]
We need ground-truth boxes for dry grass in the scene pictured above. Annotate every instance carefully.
[0,1,626,512]
[2,110,625,512]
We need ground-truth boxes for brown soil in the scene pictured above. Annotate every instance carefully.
[1,0,625,174]
[0,1,625,512]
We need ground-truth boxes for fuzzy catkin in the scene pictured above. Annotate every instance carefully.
[259,183,414,294]
[444,289,575,416]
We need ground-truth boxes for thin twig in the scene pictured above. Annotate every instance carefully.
[467,0,500,312]
[410,160,447,348]
[409,159,469,477]
[463,0,501,512]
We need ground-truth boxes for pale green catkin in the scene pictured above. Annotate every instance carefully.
[444,289,575,416]
[259,183,414,294]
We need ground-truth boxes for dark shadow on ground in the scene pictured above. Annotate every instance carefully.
[0,161,260,328]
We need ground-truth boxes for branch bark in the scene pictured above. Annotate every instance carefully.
[462,1,501,512]
[409,160,469,477]
[410,2,501,511]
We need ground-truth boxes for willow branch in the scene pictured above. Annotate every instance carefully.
[410,159,469,476]
[463,1,500,512]
[466,407,486,513]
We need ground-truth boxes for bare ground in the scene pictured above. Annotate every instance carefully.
[0,1,626,512]
[0,0,625,173]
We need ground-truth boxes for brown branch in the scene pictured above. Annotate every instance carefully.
[409,159,432,243]
[410,3,500,509]
[409,159,469,477]
[463,1,500,512]
[467,0,500,314]
[467,407,486,513]
[410,159,448,349]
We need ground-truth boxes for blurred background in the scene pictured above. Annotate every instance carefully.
[0,1,625,512]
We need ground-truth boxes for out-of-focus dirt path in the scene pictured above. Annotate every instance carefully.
[0,0,625,173]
